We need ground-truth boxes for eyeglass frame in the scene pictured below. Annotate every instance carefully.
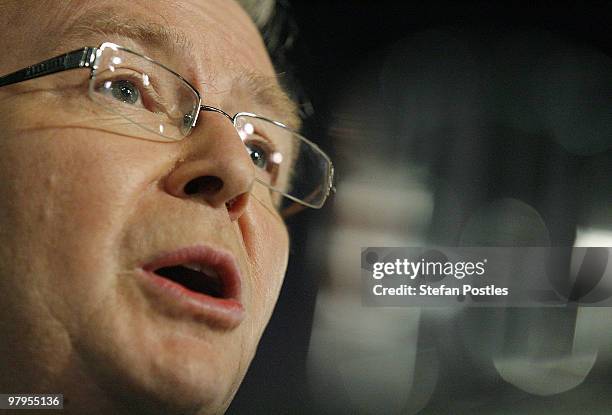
[0,41,335,210]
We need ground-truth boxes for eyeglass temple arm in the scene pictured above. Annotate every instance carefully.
[0,47,97,88]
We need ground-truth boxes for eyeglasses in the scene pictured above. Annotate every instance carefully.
[0,42,334,214]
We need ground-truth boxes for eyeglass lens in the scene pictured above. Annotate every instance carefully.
[88,44,331,210]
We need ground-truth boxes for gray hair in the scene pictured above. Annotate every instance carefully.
[238,0,310,117]
[236,0,277,30]
[236,0,297,56]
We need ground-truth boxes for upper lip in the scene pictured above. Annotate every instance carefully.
[141,245,242,300]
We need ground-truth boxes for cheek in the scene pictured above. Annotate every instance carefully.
[0,128,172,327]
[240,198,289,326]
[2,130,152,246]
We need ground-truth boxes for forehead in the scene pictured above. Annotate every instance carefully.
[22,0,298,125]
[0,0,300,129]
[55,0,272,74]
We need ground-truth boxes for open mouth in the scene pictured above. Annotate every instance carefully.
[141,245,242,303]
[153,263,227,298]
[139,246,244,328]
[154,263,225,298]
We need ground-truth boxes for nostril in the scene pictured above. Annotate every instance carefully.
[226,197,237,210]
[184,176,223,195]
[225,193,250,220]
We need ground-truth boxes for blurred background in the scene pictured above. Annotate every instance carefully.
[229,1,612,414]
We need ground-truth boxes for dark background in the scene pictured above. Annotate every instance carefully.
[229,2,612,414]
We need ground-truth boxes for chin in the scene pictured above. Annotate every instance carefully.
[72,292,248,415]
[121,365,236,415]
[82,338,242,415]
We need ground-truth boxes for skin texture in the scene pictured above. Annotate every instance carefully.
[0,1,290,414]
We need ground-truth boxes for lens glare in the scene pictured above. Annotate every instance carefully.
[89,43,332,211]
[89,44,200,142]
[234,114,332,210]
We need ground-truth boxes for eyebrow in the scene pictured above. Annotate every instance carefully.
[61,9,196,63]
[236,71,301,130]
[60,10,301,130]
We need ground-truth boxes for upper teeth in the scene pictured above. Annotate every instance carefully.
[183,262,218,278]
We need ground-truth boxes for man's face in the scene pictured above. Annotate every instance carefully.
[0,1,291,413]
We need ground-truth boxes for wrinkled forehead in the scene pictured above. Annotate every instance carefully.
[13,0,298,127]
[0,0,299,128]
[55,0,273,74]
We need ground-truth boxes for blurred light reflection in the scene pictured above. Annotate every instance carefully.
[305,24,612,415]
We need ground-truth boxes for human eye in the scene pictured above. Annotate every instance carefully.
[236,116,288,186]
[245,138,276,175]
[93,69,167,114]
[107,79,141,105]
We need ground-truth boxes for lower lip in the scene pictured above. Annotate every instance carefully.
[137,269,245,330]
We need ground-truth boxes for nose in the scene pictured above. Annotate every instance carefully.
[164,112,254,221]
